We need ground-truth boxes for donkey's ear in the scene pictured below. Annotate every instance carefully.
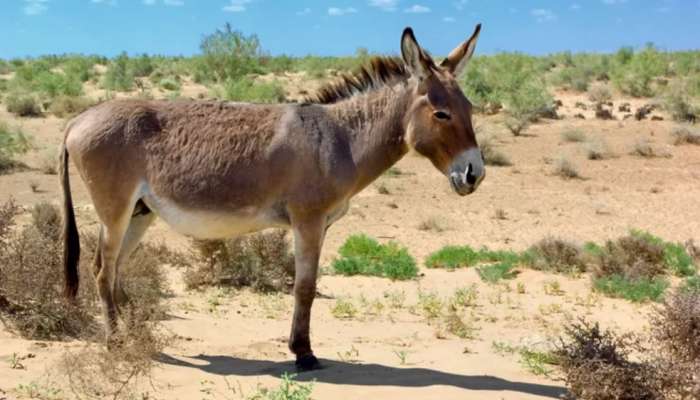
[401,27,432,79]
[441,23,481,77]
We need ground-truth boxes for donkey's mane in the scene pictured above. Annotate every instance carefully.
[304,56,409,104]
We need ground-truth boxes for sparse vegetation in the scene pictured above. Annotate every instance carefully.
[553,156,581,179]
[631,138,669,158]
[331,234,418,280]
[477,262,517,283]
[523,238,588,275]
[671,125,700,145]
[584,138,612,160]
[48,95,94,118]
[5,92,42,117]
[0,121,31,173]
[184,230,295,292]
[479,135,512,166]
[560,128,586,143]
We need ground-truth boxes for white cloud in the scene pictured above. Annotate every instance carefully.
[369,0,398,11]
[404,4,430,13]
[223,0,251,12]
[143,0,156,4]
[570,3,581,10]
[602,0,627,4]
[24,0,48,15]
[443,16,455,22]
[296,7,311,16]
[91,0,117,5]
[531,8,557,22]
[454,0,467,11]
[328,7,357,16]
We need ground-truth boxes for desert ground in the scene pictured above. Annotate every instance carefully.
[0,70,699,400]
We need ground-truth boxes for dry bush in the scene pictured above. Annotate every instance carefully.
[62,306,170,400]
[0,200,177,339]
[584,138,612,160]
[0,201,97,339]
[594,235,666,280]
[553,157,581,179]
[557,320,662,400]
[561,128,587,143]
[631,138,670,158]
[37,148,58,175]
[671,125,700,146]
[558,291,700,399]
[184,229,295,293]
[524,237,588,275]
[504,115,529,136]
[479,135,512,166]
[587,83,612,105]
[48,95,94,118]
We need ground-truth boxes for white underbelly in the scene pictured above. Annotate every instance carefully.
[143,196,286,239]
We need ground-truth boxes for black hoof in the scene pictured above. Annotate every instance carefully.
[295,354,321,371]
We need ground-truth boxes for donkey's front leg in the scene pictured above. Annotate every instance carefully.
[289,216,325,371]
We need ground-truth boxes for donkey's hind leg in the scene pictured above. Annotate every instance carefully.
[96,213,131,340]
[114,202,156,306]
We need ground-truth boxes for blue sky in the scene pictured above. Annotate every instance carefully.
[2,0,699,59]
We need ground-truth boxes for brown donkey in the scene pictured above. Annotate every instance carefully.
[61,25,484,370]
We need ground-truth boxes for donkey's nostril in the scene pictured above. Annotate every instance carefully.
[465,164,477,185]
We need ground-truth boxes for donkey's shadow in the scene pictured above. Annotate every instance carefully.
[157,353,566,398]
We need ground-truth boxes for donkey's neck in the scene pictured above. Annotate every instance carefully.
[326,84,412,193]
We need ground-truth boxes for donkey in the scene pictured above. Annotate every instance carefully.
[60,25,484,370]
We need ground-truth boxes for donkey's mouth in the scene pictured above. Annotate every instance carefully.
[449,174,477,196]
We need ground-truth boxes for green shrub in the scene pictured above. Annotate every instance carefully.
[663,83,698,123]
[425,245,479,269]
[593,275,669,302]
[222,78,285,103]
[248,373,314,400]
[129,54,155,77]
[0,122,31,172]
[332,234,417,280]
[48,95,94,118]
[103,52,135,91]
[681,275,700,294]
[5,92,42,117]
[159,77,181,91]
[611,44,667,97]
[630,230,696,277]
[477,262,517,283]
[199,23,263,83]
[62,56,94,82]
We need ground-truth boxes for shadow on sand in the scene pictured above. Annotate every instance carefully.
[157,353,567,398]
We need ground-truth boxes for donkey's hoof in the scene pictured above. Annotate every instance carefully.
[295,354,320,371]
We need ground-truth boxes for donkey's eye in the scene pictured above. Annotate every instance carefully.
[433,111,451,121]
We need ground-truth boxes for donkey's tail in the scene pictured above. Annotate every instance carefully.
[61,141,80,299]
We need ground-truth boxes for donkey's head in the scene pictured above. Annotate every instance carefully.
[401,25,483,196]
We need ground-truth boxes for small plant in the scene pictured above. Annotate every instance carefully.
[48,95,94,118]
[5,92,42,117]
[516,282,526,294]
[671,125,700,145]
[561,128,587,143]
[477,262,517,283]
[631,138,669,158]
[479,135,512,166]
[159,77,181,91]
[331,297,358,319]
[245,373,314,400]
[337,345,360,363]
[523,237,588,275]
[37,148,58,175]
[504,115,530,136]
[417,291,443,320]
[0,121,31,173]
[553,156,581,179]
[593,275,669,302]
[519,347,559,377]
[425,245,479,269]
[444,311,478,339]
[376,182,391,195]
[543,280,565,296]
[417,217,446,232]
[587,83,612,105]
[393,350,408,365]
[448,285,479,310]
[331,234,418,280]
[221,77,285,103]
[584,138,612,160]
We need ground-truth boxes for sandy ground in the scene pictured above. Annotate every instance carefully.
[0,78,699,399]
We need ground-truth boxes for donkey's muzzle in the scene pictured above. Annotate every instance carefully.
[448,148,485,196]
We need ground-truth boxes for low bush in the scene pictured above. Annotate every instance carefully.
[523,238,588,275]
[425,245,480,269]
[48,95,94,118]
[593,275,669,302]
[479,135,512,166]
[332,234,417,280]
[584,139,612,160]
[5,92,42,116]
[476,262,517,283]
[587,83,612,105]
[103,52,135,92]
[0,121,31,173]
[671,125,700,145]
[184,229,295,292]
[553,157,581,179]
[221,77,286,103]
[560,128,587,143]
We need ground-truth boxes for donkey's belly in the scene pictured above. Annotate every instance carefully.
[143,196,288,239]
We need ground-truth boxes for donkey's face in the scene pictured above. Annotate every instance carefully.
[402,25,484,196]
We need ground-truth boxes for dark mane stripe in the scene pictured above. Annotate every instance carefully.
[305,56,409,104]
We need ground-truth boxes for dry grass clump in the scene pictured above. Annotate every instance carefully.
[184,229,295,293]
[594,235,667,281]
[671,125,700,146]
[631,138,670,158]
[523,237,588,275]
[587,83,612,106]
[0,200,176,339]
[48,95,94,118]
[560,128,587,143]
[479,135,512,166]
[558,290,700,399]
[553,156,581,179]
[0,201,97,339]
[584,138,612,160]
